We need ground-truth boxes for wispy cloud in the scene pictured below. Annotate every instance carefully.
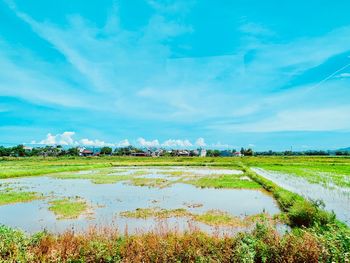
[2,0,350,149]
[195,138,206,147]
[213,106,350,132]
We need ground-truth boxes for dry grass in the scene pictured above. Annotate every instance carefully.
[1,223,343,262]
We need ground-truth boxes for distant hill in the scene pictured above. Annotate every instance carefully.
[337,147,350,152]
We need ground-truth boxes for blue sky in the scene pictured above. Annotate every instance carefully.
[1,0,350,150]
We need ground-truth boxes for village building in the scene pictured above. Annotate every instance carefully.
[199,149,207,157]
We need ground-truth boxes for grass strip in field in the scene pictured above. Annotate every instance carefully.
[0,190,43,206]
[120,207,189,219]
[184,174,262,189]
[52,171,134,184]
[120,207,272,227]
[161,171,192,177]
[48,197,90,219]
[128,177,173,188]
[193,210,242,226]
[192,210,271,227]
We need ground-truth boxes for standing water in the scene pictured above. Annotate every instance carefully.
[0,167,281,234]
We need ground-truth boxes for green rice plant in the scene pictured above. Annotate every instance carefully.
[0,190,43,206]
[120,207,189,219]
[48,197,90,219]
[184,174,262,189]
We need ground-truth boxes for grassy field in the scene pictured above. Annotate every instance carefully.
[242,156,350,188]
[0,156,242,179]
[2,155,349,188]
[0,156,349,262]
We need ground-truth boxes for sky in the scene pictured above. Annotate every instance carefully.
[1,0,350,151]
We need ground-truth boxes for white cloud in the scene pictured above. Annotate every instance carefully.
[60,132,75,145]
[195,138,206,147]
[32,131,121,147]
[39,133,57,145]
[34,131,76,145]
[79,138,114,147]
[137,137,160,147]
[337,73,350,78]
[161,139,193,148]
[223,106,350,132]
[117,139,130,147]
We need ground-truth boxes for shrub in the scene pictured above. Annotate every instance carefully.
[288,200,334,227]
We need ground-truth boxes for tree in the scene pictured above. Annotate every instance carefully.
[240,147,245,155]
[67,147,79,156]
[0,146,10,156]
[100,147,112,155]
[11,145,26,157]
[206,150,220,157]
[245,148,253,156]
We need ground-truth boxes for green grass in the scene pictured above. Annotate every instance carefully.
[51,169,134,184]
[0,190,43,206]
[120,207,189,219]
[4,155,344,189]
[241,164,340,228]
[48,197,90,219]
[185,174,262,189]
[193,210,243,226]
[0,156,243,179]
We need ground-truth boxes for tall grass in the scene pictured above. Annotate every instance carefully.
[0,223,349,262]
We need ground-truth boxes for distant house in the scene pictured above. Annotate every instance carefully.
[177,150,190,156]
[131,152,148,157]
[23,146,33,152]
[151,149,163,157]
[81,149,93,157]
[79,147,101,156]
[233,151,243,157]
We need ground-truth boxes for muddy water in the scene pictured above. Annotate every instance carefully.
[252,168,350,226]
[0,167,281,234]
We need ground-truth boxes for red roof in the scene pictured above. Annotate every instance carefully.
[82,149,93,154]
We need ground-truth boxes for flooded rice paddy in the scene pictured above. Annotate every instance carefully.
[0,167,282,234]
[252,168,350,226]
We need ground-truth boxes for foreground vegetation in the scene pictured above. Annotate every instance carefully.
[0,222,349,262]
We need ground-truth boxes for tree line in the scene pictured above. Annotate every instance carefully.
[0,144,348,157]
